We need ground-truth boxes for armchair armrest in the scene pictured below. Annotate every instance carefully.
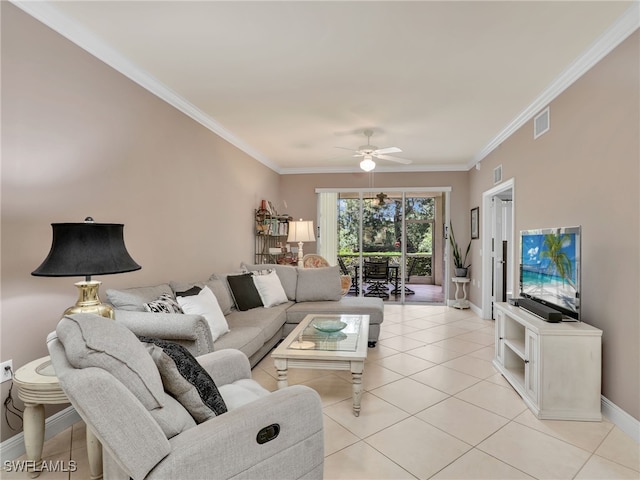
[148,385,324,480]
[114,310,214,357]
[197,349,252,385]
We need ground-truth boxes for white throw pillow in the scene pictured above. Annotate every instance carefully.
[177,286,229,342]
[252,270,288,308]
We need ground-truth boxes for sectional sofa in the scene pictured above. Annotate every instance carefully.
[107,263,384,367]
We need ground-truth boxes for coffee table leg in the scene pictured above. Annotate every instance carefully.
[86,427,103,479]
[274,359,289,389]
[351,361,364,417]
[23,402,45,478]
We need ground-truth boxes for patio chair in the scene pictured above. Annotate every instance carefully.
[337,256,359,294]
[363,259,390,299]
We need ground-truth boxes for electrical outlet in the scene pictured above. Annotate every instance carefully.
[1,360,13,383]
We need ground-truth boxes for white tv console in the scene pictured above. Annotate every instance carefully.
[493,302,602,421]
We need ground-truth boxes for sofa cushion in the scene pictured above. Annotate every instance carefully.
[106,284,174,312]
[176,286,229,342]
[139,336,228,424]
[286,297,384,326]
[144,294,183,314]
[227,273,263,311]
[150,393,197,439]
[218,379,270,410]
[295,266,342,302]
[241,263,298,301]
[252,270,288,308]
[56,313,165,410]
[212,325,265,359]
[171,277,234,316]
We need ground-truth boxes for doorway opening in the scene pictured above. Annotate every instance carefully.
[481,178,515,319]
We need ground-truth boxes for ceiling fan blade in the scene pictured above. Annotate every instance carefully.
[374,146,402,155]
[375,154,412,165]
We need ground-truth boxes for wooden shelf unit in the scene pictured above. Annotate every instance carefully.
[493,302,602,421]
[255,209,292,264]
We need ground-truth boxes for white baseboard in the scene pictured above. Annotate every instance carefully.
[0,406,81,462]
[602,395,640,443]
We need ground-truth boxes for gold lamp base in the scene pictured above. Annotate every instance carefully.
[63,280,115,320]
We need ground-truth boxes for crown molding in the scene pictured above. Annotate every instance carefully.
[279,162,469,175]
[12,1,638,175]
[469,1,640,169]
[10,0,280,173]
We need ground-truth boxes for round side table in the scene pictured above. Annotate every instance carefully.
[451,277,470,309]
[13,356,103,479]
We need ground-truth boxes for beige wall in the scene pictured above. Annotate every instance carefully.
[1,4,280,442]
[468,32,639,420]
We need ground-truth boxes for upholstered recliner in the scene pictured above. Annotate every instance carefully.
[47,313,324,480]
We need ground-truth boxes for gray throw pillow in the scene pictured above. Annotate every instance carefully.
[106,284,174,312]
[57,313,165,410]
[139,336,227,424]
[295,266,342,302]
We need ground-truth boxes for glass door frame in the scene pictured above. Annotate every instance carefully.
[316,187,451,304]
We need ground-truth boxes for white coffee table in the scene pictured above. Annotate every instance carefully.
[271,314,369,416]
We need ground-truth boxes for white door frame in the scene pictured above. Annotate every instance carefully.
[481,178,515,319]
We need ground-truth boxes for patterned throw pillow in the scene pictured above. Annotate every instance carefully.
[144,294,183,314]
[139,336,228,423]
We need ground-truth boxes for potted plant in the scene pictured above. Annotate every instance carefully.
[449,221,471,277]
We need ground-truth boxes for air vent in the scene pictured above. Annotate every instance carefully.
[493,164,502,185]
[534,107,550,139]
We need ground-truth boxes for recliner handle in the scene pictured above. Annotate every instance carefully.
[256,424,280,444]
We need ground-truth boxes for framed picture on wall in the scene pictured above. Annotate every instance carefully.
[471,207,479,239]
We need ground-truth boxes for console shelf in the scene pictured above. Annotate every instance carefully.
[493,302,602,421]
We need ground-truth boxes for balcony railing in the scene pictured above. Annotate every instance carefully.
[338,253,432,280]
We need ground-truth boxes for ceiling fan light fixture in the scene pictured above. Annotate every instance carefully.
[360,155,376,172]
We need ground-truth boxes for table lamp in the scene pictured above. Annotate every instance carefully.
[287,219,315,266]
[32,217,141,319]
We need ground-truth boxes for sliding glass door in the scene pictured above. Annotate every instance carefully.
[318,188,448,304]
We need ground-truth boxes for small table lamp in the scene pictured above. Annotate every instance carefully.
[287,219,316,267]
[32,217,141,319]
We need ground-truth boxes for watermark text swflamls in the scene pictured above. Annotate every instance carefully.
[4,459,78,473]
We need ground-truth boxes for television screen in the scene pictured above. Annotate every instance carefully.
[520,226,581,320]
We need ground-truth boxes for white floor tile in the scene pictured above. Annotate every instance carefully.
[323,392,410,439]
[374,352,436,376]
[431,448,535,479]
[366,416,471,479]
[370,377,449,414]
[594,426,640,472]
[454,380,527,419]
[323,441,416,479]
[411,365,482,395]
[514,409,615,453]
[416,396,509,445]
[477,422,592,479]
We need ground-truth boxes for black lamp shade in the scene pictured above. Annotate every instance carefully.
[32,222,141,277]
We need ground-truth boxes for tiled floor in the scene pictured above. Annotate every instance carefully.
[5,304,639,479]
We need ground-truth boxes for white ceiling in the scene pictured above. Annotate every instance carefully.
[14,1,638,174]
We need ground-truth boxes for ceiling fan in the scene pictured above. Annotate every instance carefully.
[336,129,412,171]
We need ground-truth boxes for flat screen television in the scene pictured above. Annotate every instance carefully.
[519,226,581,320]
